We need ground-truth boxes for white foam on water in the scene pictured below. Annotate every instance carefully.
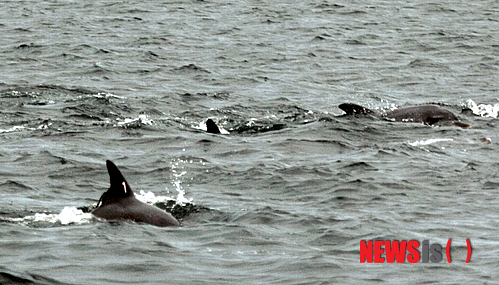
[92,92,124,99]
[0,126,25,133]
[407,138,454,146]
[464,99,499,118]
[135,190,176,204]
[116,114,154,128]
[12,207,93,226]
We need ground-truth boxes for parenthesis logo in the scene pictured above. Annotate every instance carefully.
[447,238,472,263]
[446,239,452,263]
[466,239,472,263]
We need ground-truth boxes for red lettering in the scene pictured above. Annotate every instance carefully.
[374,241,385,263]
[385,241,406,263]
[407,240,420,263]
[360,240,373,263]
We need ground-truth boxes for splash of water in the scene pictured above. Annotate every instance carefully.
[464,99,499,118]
[116,114,154,129]
[170,158,194,206]
[11,207,93,226]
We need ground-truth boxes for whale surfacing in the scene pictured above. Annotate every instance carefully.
[92,160,181,227]
[339,103,470,128]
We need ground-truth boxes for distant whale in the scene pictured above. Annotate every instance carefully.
[339,103,470,128]
[92,160,181,227]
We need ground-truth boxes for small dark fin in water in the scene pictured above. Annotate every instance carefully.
[338,103,376,116]
[206,119,221,134]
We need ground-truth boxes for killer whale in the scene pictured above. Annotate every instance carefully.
[92,160,181,227]
[339,103,470,128]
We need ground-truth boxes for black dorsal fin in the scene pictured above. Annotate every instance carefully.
[339,103,376,116]
[206,118,221,134]
[97,160,134,207]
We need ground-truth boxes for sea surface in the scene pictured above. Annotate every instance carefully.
[0,0,498,284]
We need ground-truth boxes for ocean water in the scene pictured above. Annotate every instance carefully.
[0,0,498,284]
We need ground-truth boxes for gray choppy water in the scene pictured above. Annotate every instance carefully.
[0,0,498,284]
